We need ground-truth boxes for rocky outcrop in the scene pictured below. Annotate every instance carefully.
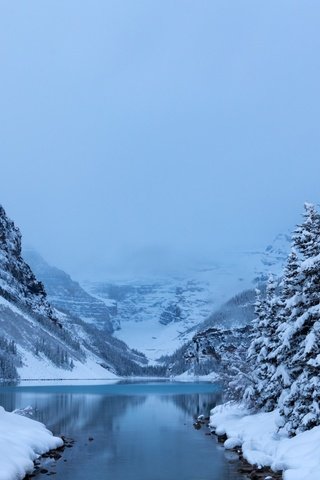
[185,324,252,367]
[159,302,182,325]
[184,324,252,398]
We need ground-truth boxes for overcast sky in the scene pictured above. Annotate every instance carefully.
[1,1,320,279]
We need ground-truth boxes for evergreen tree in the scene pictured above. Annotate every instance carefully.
[259,276,283,411]
[280,204,320,434]
[271,250,301,393]
[246,289,266,407]
[247,278,281,411]
[244,203,320,435]
[292,203,320,258]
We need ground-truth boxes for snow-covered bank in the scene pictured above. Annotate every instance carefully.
[0,406,63,480]
[210,403,320,480]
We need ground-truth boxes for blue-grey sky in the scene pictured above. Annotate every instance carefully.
[1,1,320,278]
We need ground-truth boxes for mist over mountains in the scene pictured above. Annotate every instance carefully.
[0,202,293,381]
[25,229,290,362]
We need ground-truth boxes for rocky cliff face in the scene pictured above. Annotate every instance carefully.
[0,206,55,322]
[185,324,252,399]
[24,250,114,332]
[185,324,252,370]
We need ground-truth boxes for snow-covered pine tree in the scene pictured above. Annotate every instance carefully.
[245,289,266,405]
[259,276,284,411]
[292,203,320,258]
[280,203,320,434]
[269,250,302,425]
[246,276,281,411]
[280,250,301,305]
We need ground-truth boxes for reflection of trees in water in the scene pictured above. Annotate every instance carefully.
[0,391,16,412]
[0,388,148,479]
[0,386,221,427]
[0,390,146,436]
[0,387,238,480]
[161,391,222,419]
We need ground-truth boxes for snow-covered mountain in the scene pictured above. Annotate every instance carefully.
[82,234,290,361]
[0,206,148,380]
[85,277,216,362]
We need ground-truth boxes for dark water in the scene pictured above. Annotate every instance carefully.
[0,382,245,480]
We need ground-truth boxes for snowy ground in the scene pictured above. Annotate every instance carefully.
[210,403,320,480]
[0,406,63,480]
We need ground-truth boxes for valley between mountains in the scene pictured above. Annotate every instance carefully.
[0,205,290,381]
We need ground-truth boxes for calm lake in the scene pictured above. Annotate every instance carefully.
[0,382,245,480]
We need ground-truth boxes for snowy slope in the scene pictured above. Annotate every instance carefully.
[0,295,117,380]
[17,349,118,381]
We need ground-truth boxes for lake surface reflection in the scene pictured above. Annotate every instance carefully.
[0,382,245,480]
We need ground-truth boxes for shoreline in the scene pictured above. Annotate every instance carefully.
[23,436,74,480]
[214,432,283,480]
[194,416,282,479]
[209,403,320,480]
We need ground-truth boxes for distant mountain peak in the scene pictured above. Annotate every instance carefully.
[260,232,291,268]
